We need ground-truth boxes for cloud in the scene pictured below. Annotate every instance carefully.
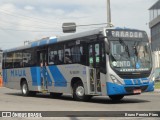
[24,5,35,11]
[0,0,158,49]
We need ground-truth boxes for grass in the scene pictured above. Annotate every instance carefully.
[155,81,160,89]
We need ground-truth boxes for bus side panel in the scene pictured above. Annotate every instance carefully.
[2,69,8,88]
[29,67,41,91]
[2,68,28,90]
[47,65,70,93]
[100,73,107,96]
[2,67,40,92]
[47,64,88,94]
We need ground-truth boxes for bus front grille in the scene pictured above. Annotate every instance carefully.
[118,73,150,79]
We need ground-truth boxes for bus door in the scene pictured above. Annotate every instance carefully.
[37,50,48,91]
[88,43,102,94]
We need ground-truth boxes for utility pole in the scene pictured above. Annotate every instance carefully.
[107,0,111,27]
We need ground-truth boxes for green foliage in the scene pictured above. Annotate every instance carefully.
[155,81,160,89]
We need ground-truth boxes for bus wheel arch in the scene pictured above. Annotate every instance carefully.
[20,78,36,96]
[71,77,83,89]
[71,77,92,101]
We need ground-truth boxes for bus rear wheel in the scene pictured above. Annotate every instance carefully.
[21,81,30,96]
[73,81,92,101]
[21,81,36,96]
[109,95,124,101]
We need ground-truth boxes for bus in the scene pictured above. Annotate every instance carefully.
[2,27,154,101]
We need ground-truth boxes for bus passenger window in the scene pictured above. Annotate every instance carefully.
[49,51,54,64]
[71,46,81,63]
[48,45,64,65]
[23,49,35,67]
[6,52,13,68]
[58,49,64,64]
[13,52,23,68]
[64,48,72,64]
[49,50,58,64]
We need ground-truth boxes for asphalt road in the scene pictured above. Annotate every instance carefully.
[0,87,160,120]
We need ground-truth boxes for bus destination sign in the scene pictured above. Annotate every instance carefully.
[111,31,143,38]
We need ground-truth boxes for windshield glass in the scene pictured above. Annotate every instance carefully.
[109,39,152,72]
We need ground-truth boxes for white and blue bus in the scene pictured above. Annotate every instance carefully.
[2,27,154,101]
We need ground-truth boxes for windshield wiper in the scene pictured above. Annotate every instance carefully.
[119,38,130,58]
[133,41,142,59]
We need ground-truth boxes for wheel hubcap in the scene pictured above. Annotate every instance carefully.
[76,86,84,97]
[22,84,27,94]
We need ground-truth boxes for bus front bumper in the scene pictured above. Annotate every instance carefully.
[107,82,154,96]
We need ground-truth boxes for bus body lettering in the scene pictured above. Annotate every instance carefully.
[11,69,26,77]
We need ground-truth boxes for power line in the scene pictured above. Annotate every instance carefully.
[77,23,108,27]
[0,27,62,33]
[0,9,57,26]
[0,18,60,30]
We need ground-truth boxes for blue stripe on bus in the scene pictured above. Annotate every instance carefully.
[107,81,154,95]
[46,70,52,86]
[141,78,149,84]
[31,38,57,48]
[39,39,47,46]
[2,69,8,84]
[107,82,126,95]
[124,78,149,85]
[146,81,154,92]
[48,66,67,87]
[31,41,39,47]
[30,66,66,87]
[124,79,133,85]
[49,38,57,44]
[30,67,41,86]
[40,67,52,86]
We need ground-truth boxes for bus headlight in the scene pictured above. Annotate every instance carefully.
[152,76,155,81]
[110,74,122,85]
[150,73,155,82]
[150,75,155,82]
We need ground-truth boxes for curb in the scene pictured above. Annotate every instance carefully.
[154,89,160,92]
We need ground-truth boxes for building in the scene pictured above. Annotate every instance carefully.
[149,0,160,78]
[149,0,160,69]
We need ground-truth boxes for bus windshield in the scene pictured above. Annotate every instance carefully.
[109,39,152,72]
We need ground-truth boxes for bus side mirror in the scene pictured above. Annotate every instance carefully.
[104,37,110,55]
[105,43,110,55]
[62,22,76,33]
[99,36,110,55]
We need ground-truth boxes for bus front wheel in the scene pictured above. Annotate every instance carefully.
[73,81,92,101]
[109,95,124,101]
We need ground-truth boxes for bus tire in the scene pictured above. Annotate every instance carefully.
[73,81,92,101]
[109,95,124,101]
[21,81,30,96]
[50,92,63,98]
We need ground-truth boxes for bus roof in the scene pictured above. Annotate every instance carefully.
[3,27,145,53]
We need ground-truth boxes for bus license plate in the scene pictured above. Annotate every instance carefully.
[133,89,141,94]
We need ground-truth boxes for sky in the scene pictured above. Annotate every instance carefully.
[0,0,158,49]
